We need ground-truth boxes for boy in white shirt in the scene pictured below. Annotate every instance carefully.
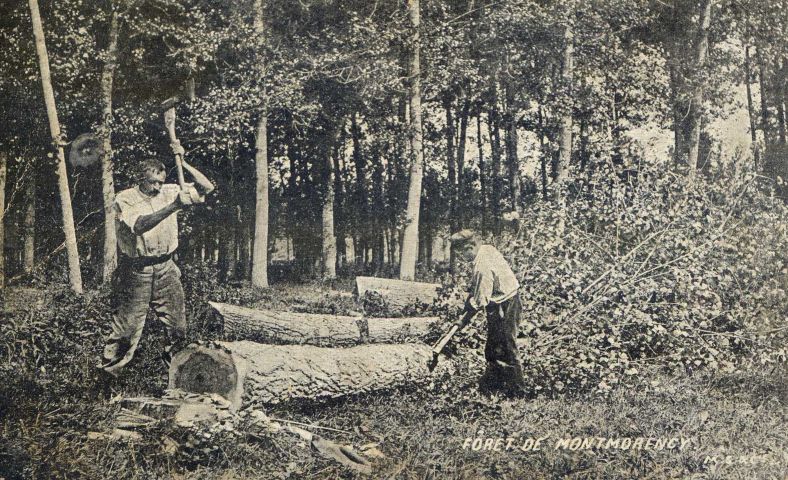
[451,229,526,395]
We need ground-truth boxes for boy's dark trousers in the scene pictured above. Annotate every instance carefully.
[481,293,526,393]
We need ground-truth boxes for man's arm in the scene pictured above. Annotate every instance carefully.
[133,195,190,235]
[182,160,215,195]
[171,141,215,195]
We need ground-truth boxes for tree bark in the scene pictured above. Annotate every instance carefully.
[687,0,713,180]
[669,62,686,165]
[212,302,440,346]
[351,112,367,266]
[477,113,488,236]
[24,177,35,273]
[322,127,338,280]
[456,97,470,227]
[28,0,82,293]
[399,0,423,281]
[504,83,520,213]
[488,105,502,234]
[444,96,457,272]
[333,138,346,270]
[555,8,574,196]
[371,146,385,273]
[99,6,119,284]
[170,342,442,407]
[250,0,269,287]
[538,106,548,200]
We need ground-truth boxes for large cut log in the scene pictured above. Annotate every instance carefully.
[211,302,440,345]
[170,342,440,407]
[355,276,441,313]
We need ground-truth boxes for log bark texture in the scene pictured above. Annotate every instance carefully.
[355,276,441,312]
[170,342,437,406]
[211,302,440,345]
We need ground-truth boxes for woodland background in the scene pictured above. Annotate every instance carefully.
[0,0,786,478]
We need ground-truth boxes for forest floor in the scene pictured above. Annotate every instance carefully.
[1,282,786,479]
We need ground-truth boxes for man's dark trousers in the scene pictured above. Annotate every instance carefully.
[482,293,526,392]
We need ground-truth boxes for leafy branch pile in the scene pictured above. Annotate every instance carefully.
[489,163,788,395]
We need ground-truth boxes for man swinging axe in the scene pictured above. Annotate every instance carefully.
[98,113,214,378]
[432,228,526,396]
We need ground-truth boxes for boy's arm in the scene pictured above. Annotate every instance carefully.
[454,297,479,330]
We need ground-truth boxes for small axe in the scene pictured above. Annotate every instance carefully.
[161,78,195,190]
[162,107,186,190]
[428,324,460,371]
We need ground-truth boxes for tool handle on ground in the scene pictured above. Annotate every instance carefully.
[163,107,186,189]
[431,324,459,356]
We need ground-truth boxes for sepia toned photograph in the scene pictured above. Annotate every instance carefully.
[1,0,786,478]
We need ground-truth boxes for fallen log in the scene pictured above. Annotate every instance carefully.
[354,276,441,313]
[211,302,441,346]
[170,342,440,406]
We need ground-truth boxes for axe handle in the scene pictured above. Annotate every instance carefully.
[164,107,186,189]
[432,324,459,356]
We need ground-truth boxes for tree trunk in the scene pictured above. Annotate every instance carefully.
[24,177,36,273]
[669,62,686,165]
[488,106,502,234]
[745,42,760,167]
[538,106,548,200]
[28,0,82,293]
[251,110,269,287]
[170,342,442,407]
[477,114,488,236]
[333,140,346,271]
[0,151,5,288]
[351,112,367,266]
[456,97,470,228]
[504,83,520,213]
[237,206,249,280]
[212,302,440,346]
[322,128,338,280]
[399,0,423,281]
[371,146,385,273]
[687,0,713,180]
[555,8,574,196]
[757,44,771,147]
[99,6,119,284]
[444,96,457,272]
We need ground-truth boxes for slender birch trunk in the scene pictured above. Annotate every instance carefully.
[399,0,423,281]
[28,0,83,293]
[100,6,120,283]
[251,0,269,287]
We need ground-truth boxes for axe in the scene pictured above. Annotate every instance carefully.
[428,324,460,371]
[161,78,195,189]
[162,107,186,189]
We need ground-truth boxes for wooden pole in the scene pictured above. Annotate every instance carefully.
[28,0,83,293]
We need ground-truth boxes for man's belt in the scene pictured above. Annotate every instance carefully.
[120,253,172,269]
